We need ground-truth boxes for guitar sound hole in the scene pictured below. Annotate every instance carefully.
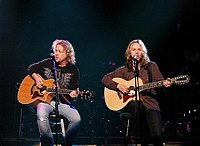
[40,86,47,93]
[128,86,136,96]
[129,86,135,90]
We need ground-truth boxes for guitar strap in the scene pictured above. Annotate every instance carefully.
[148,62,152,93]
[61,94,72,105]
[148,62,152,83]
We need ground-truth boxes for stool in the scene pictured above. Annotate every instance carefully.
[49,112,66,144]
[120,112,132,144]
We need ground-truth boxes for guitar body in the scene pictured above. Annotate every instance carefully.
[17,75,55,106]
[104,77,143,111]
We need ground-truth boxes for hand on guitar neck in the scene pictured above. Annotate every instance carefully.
[163,78,172,87]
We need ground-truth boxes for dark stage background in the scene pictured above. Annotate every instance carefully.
[0,0,200,145]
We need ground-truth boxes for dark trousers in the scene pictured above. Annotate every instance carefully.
[124,101,163,145]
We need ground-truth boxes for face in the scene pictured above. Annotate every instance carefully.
[129,42,143,61]
[54,44,68,65]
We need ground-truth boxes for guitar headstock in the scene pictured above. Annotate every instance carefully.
[172,74,190,85]
[79,90,94,100]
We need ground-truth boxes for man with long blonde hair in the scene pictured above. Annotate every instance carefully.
[102,39,172,145]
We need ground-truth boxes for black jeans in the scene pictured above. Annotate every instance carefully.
[145,107,162,146]
[125,101,163,145]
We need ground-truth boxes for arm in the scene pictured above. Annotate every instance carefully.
[27,58,52,88]
[69,66,80,98]
[151,62,172,88]
[101,66,130,94]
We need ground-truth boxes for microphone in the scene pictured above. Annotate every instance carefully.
[133,55,138,61]
[50,53,55,57]
[50,53,56,62]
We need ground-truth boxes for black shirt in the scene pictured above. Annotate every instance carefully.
[28,58,80,104]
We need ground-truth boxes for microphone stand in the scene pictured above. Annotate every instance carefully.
[52,56,60,146]
[133,58,140,145]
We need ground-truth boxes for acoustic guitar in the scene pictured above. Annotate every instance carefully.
[17,74,93,106]
[104,74,190,111]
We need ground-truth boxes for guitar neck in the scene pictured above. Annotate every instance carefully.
[46,88,72,94]
[46,88,93,99]
[139,80,164,92]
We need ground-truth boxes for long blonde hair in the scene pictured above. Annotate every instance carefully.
[51,39,76,65]
[125,39,150,70]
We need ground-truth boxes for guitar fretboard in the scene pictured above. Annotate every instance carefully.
[46,88,71,94]
[139,80,164,91]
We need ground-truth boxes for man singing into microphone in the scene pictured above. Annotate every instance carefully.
[27,39,81,146]
[101,39,172,146]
